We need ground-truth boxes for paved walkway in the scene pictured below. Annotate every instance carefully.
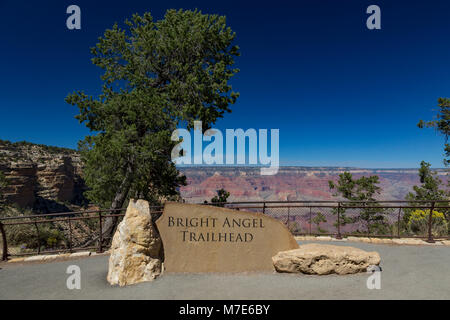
[1,241,449,299]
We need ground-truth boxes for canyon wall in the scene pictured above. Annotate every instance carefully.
[178,166,446,203]
[0,140,445,211]
[0,140,85,212]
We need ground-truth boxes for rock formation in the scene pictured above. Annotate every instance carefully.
[272,243,380,275]
[0,162,37,208]
[179,166,440,203]
[0,139,443,212]
[0,140,85,211]
[107,199,163,286]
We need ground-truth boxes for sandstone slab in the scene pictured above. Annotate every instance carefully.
[315,236,332,241]
[24,255,46,262]
[157,202,299,273]
[107,199,162,286]
[43,254,60,261]
[272,243,380,275]
[70,251,91,258]
[358,237,372,243]
[370,238,393,245]
[392,238,431,245]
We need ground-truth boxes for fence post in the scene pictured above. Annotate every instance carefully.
[336,202,342,239]
[262,202,266,214]
[397,207,402,238]
[0,222,8,261]
[68,217,73,253]
[426,201,435,243]
[34,220,41,254]
[287,207,290,230]
[309,207,312,235]
[97,211,103,253]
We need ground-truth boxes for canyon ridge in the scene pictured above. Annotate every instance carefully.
[0,140,447,211]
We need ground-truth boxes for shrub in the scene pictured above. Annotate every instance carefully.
[6,221,66,250]
[288,221,301,234]
[407,209,448,237]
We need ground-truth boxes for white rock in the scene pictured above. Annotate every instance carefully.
[107,199,162,286]
[272,243,381,275]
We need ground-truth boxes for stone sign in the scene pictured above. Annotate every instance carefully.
[156,202,299,273]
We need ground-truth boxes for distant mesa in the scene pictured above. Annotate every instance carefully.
[0,139,446,211]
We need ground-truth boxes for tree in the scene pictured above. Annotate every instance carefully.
[66,9,240,240]
[404,161,449,224]
[312,212,327,234]
[416,99,450,232]
[210,188,230,206]
[329,172,386,234]
[406,161,448,203]
[418,98,450,166]
[328,172,357,226]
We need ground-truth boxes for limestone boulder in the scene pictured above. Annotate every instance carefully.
[272,243,380,275]
[107,199,163,286]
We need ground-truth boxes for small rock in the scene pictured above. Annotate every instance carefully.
[272,243,380,275]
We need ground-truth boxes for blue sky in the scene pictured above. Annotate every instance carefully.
[0,0,449,168]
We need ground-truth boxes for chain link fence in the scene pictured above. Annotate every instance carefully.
[0,207,163,260]
[1,201,449,260]
[224,201,450,240]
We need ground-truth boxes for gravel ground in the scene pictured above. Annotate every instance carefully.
[0,241,449,300]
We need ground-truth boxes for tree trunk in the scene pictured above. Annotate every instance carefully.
[101,164,133,244]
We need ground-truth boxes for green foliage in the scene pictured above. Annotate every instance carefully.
[6,222,65,250]
[418,98,450,166]
[407,209,448,236]
[329,172,387,233]
[406,161,448,203]
[404,161,449,224]
[328,172,355,200]
[66,9,240,209]
[0,139,75,155]
[312,212,327,233]
[210,188,230,207]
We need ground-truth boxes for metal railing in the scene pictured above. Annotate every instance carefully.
[1,200,449,261]
[220,200,450,243]
[0,207,163,261]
